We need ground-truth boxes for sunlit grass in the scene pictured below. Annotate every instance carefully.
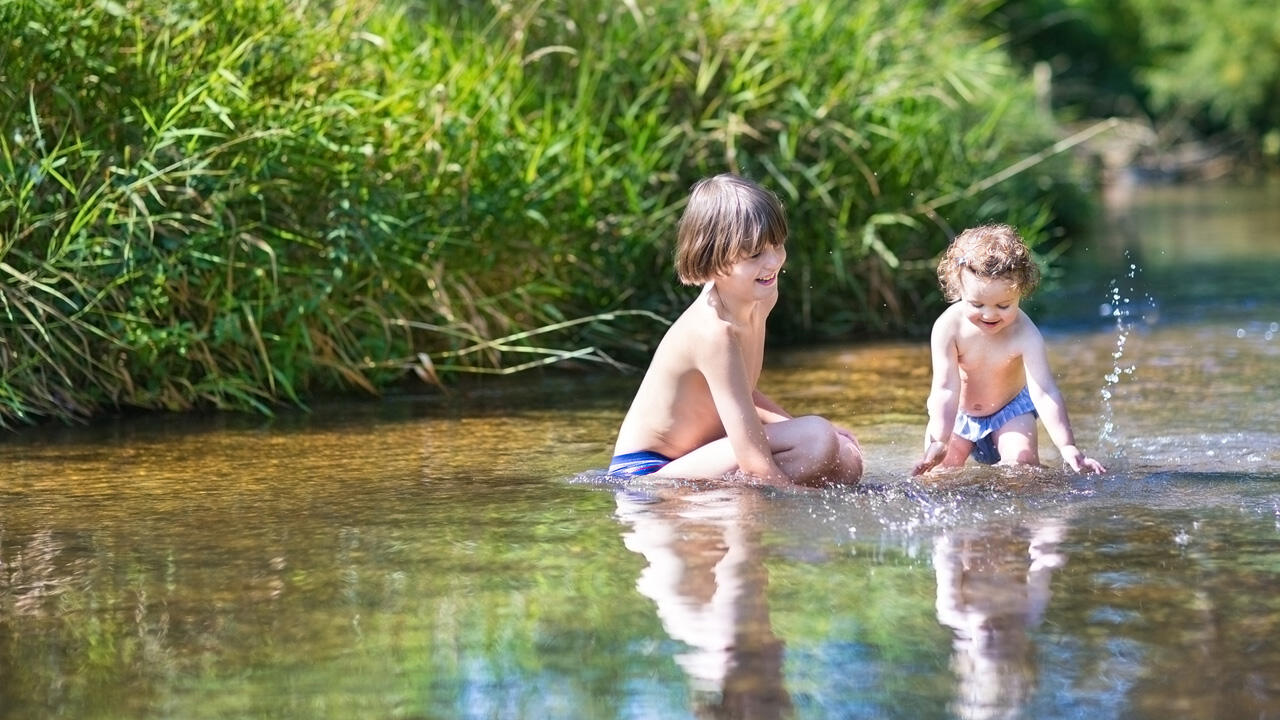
[0,0,1087,424]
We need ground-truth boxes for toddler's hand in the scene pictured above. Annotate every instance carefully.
[1062,445,1107,474]
[912,440,947,476]
[1077,457,1107,474]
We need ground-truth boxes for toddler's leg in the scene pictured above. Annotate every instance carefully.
[993,413,1038,465]
[940,435,973,467]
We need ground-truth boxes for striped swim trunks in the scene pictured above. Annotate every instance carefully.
[954,386,1038,464]
[607,450,673,476]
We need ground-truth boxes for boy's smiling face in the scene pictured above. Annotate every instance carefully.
[718,243,786,299]
[957,269,1021,334]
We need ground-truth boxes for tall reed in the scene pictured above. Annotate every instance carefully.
[0,0,1087,424]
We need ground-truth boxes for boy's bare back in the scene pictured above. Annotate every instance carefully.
[613,283,770,460]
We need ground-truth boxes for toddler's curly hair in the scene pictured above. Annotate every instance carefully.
[937,224,1040,302]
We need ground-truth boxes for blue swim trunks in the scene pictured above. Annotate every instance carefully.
[608,450,673,477]
[954,386,1038,465]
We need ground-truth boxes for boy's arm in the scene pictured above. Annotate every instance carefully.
[752,389,792,424]
[1022,324,1107,474]
[755,388,859,448]
[699,326,787,481]
[913,316,961,476]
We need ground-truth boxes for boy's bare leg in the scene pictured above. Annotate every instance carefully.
[764,415,862,485]
[653,415,862,485]
[836,434,864,484]
[993,414,1039,465]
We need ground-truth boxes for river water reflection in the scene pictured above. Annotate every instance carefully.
[2,182,1279,719]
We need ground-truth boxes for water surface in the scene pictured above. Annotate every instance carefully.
[2,182,1279,719]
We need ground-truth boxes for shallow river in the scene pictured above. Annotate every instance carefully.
[2,183,1278,719]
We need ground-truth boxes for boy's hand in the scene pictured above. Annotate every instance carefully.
[835,424,862,452]
[912,440,947,476]
[1061,445,1107,474]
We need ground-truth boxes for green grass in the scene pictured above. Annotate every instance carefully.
[0,0,1090,424]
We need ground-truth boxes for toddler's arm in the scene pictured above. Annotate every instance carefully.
[1023,330,1107,474]
[914,319,961,475]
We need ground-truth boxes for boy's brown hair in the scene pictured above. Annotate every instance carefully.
[937,223,1041,302]
[674,174,788,285]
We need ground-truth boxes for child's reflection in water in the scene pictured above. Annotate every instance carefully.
[933,519,1068,720]
[615,484,791,719]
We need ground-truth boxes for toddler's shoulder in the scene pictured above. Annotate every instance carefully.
[931,303,964,335]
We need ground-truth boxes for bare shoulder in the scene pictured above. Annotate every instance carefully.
[1012,310,1047,349]
[931,303,963,343]
[690,304,738,362]
[659,297,735,359]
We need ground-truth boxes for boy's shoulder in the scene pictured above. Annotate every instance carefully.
[662,294,736,349]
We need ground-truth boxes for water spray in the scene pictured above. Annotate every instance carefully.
[1097,254,1151,455]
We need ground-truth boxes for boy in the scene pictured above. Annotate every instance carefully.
[609,174,863,486]
[912,224,1106,475]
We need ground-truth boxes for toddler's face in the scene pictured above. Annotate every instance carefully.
[957,270,1020,334]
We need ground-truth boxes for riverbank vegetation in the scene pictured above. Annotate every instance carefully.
[1,0,1272,425]
[987,0,1280,177]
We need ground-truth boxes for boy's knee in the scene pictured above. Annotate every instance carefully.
[800,415,853,465]
[841,443,864,482]
[813,416,864,483]
[796,415,838,446]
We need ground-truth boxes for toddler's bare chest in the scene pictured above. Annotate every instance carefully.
[956,339,1022,377]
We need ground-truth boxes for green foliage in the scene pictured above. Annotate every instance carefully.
[0,0,1082,423]
[986,0,1280,141]
[1130,0,1280,134]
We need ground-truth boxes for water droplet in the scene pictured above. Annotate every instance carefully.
[1098,252,1142,454]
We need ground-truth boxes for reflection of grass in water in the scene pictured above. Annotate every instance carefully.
[0,468,683,719]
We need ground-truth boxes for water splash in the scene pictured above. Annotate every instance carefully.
[1097,255,1152,454]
